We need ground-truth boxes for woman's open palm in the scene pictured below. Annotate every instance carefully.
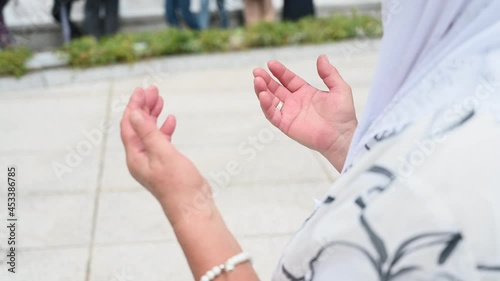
[253,55,357,167]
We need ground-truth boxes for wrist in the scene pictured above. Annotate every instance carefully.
[158,180,217,228]
[321,121,357,172]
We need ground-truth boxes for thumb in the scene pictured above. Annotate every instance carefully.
[130,110,170,153]
[317,55,348,92]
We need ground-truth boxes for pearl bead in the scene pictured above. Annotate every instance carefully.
[200,276,210,281]
[226,264,235,272]
[212,266,222,275]
[207,271,215,280]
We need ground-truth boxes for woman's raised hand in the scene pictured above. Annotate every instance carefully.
[253,55,357,171]
[120,86,209,226]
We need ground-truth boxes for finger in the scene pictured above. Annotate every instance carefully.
[121,87,146,148]
[253,68,291,100]
[317,55,348,92]
[268,60,308,93]
[151,95,164,118]
[145,85,159,114]
[253,76,269,96]
[253,68,280,93]
[129,110,172,154]
[258,91,281,127]
[160,115,177,141]
[254,77,278,102]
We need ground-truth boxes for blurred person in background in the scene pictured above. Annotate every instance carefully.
[0,0,13,48]
[165,0,200,30]
[52,0,83,43]
[199,0,228,29]
[84,0,119,38]
[282,0,315,21]
[243,0,274,25]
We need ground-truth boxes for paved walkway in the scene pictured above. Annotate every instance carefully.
[0,41,379,281]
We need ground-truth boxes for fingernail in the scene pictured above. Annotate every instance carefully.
[133,88,144,99]
[130,110,144,126]
[324,55,330,63]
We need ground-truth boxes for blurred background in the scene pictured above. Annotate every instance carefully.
[0,0,380,280]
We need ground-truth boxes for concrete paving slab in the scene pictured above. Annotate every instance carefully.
[0,91,109,152]
[93,190,175,244]
[0,149,100,196]
[89,234,293,281]
[0,194,94,249]
[93,182,328,245]
[89,241,191,281]
[0,80,111,99]
[215,182,331,236]
[100,139,330,193]
[0,247,89,281]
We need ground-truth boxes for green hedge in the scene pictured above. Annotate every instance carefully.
[0,47,32,77]
[0,13,382,76]
[62,13,382,68]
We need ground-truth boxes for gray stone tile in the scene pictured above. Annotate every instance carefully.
[0,149,100,195]
[105,90,286,152]
[191,140,330,186]
[0,80,110,100]
[0,93,108,152]
[101,139,328,192]
[215,182,331,236]
[0,194,94,248]
[93,190,175,244]
[93,181,329,244]
[0,247,88,281]
[99,150,142,192]
[104,106,274,152]
[0,72,45,92]
[89,234,292,281]
[89,242,191,281]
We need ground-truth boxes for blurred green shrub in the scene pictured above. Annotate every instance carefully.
[0,47,32,77]
[0,12,382,76]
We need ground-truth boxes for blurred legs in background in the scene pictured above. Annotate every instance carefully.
[52,0,83,43]
[165,0,200,30]
[200,0,229,29]
[243,0,274,25]
[0,0,13,48]
[84,0,119,38]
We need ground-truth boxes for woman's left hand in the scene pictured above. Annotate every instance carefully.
[120,86,211,226]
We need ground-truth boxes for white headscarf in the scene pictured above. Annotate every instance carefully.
[345,0,500,169]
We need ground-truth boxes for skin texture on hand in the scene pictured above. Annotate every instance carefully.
[253,55,358,172]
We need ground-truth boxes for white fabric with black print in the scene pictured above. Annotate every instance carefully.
[273,108,500,281]
[272,0,500,278]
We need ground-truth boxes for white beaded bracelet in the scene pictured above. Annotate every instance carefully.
[199,252,252,281]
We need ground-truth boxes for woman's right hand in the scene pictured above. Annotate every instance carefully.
[253,55,358,172]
